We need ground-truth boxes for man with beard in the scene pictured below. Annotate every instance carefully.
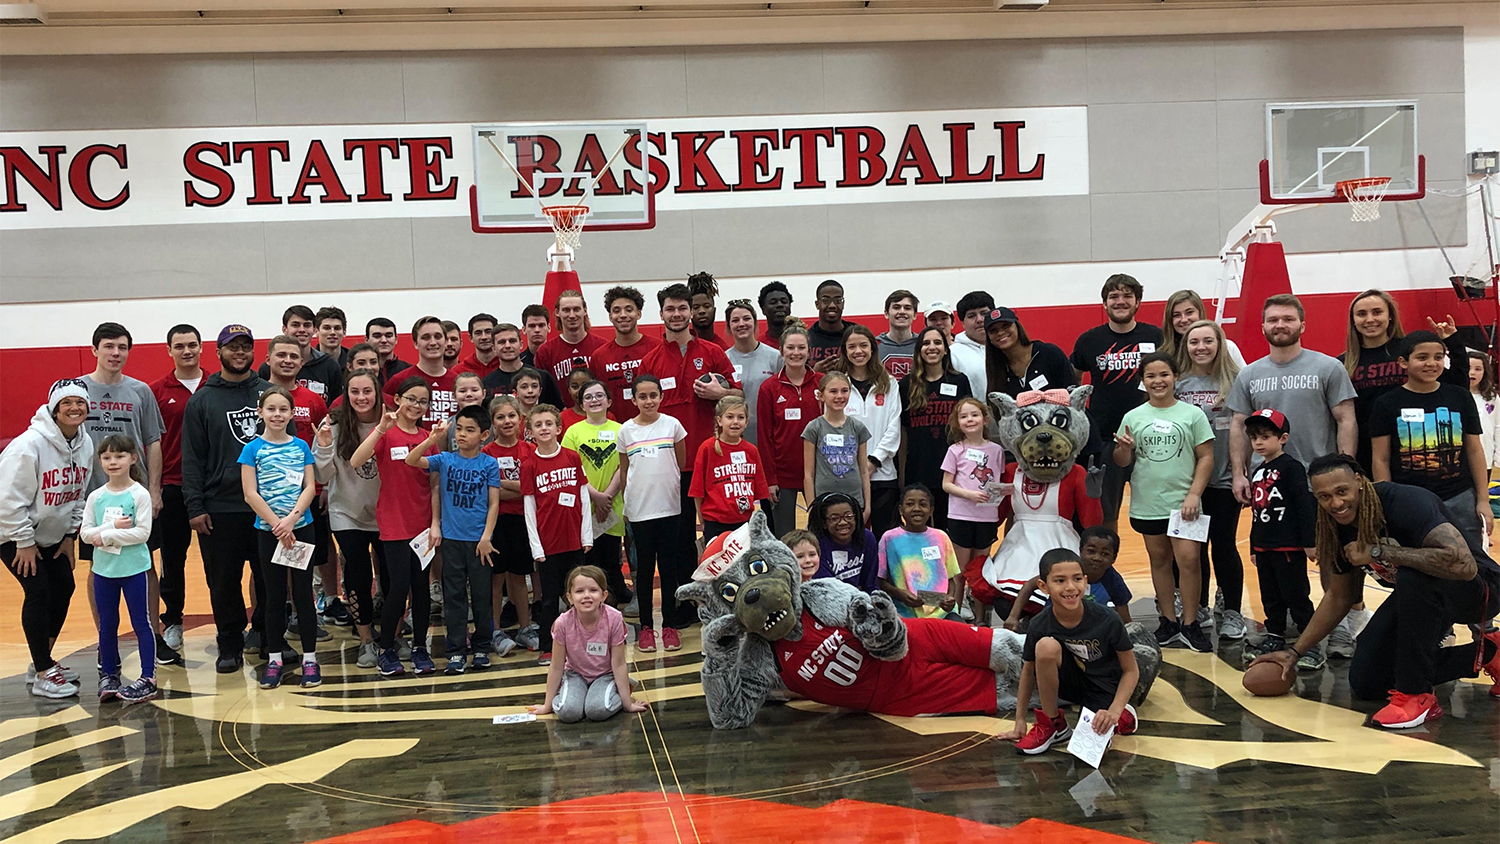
[688,271,730,349]
[454,313,501,379]
[758,281,793,348]
[441,320,463,369]
[481,324,566,408]
[1069,274,1164,532]
[591,286,659,422]
[182,325,273,672]
[257,306,343,403]
[534,290,604,385]
[807,279,850,367]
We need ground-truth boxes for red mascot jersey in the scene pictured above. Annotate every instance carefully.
[773,610,998,717]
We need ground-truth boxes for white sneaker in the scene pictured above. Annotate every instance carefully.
[357,642,379,668]
[31,666,79,699]
[27,662,80,684]
[1345,606,1374,638]
[163,624,184,650]
[1327,619,1356,659]
[1219,609,1247,640]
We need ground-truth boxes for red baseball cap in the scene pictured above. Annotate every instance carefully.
[1245,408,1290,436]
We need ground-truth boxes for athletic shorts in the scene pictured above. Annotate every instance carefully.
[491,513,535,576]
[947,518,998,550]
[1130,517,1169,537]
[1057,646,1124,711]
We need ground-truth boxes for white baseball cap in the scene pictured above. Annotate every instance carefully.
[925,300,954,318]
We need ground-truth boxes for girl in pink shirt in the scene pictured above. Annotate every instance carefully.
[530,565,648,722]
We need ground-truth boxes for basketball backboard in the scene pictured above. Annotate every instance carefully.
[1260,100,1424,205]
[469,120,654,235]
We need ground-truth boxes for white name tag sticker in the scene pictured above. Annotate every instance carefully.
[585,641,608,657]
[1152,420,1172,434]
[285,469,304,486]
[825,434,845,447]
[733,365,744,379]
[920,545,942,561]
[660,377,677,391]
[846,405,860,415]
[784,407,802,421]
[598,430,616,441]
[307,380,326,396]
[558,492,577,508]
[623,389,633,400]
[498,456,516,469]
[389,446,409,460]
[103,506,125,523]
[939,383,958,397]
[1139,342,1156,353]
[1213,416,1231,430]
[831,550,849,566]
[1028,374,1049,390]
[637,446,659,459]
[1400,408,1425,423]
[730,450,748,465]
[965,447,986,462]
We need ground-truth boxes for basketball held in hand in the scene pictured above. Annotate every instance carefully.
[1243,661,1295,697]
[699,373,732,389]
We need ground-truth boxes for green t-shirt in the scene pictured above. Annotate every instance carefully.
[1117,399,1215,521]
[85,485,153,579]
[562,418,625,537]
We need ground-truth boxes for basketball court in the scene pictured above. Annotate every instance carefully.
[3,3,1500,843]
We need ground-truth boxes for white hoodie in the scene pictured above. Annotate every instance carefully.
[0,404,93,548]
[949,331,989,400]
[845,381,903,483]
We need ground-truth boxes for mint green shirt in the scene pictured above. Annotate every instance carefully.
[81,483,154,578]
[1118,399,1215,521]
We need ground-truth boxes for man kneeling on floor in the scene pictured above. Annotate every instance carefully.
[1252,453,1500,729]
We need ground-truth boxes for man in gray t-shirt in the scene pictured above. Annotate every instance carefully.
[1227,297,1357,504]
[800,415,872,508]
[82,325,165,500]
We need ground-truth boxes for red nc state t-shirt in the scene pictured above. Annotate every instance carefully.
[534,333,605,385]
[591,335,660,423]
[288,385,328,445]
[638,337,733,457]
[382,368,458,428]
[689,438,770,524]
[522,447,588,555]
[483,439,535,516]
[373,426,432,541]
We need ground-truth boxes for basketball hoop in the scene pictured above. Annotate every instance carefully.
[541,204,590,254]
[1336,176,1393,223]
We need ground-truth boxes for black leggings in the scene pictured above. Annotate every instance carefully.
[1253,550,1315,637]
[1349,567,1500,699]
[632,515,688,631]
[585,532,632,605]
[1201,487,1244,612]
[259,526,318,655]
[334,529,383,627]
[3,540,74,672]
[537,549,584,653]
[378,540,430,651]
[868,480,900,540]
[203,511,264,655]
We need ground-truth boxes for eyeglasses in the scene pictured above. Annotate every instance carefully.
[827,512,857,524]
[400,395,431,407]
[818,296,845,305]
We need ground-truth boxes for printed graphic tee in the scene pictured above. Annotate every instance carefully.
[941,440,1006,523]
[483,439,535,517]
[1369,383,1483,500]
[522,446,589,555]
[82,375,164,494]
[1068,323,1164,446]
[618,415,687,522]
[424,451,501,542]
[801,416,872,507]
[1228,349,1357,469]
[562,418,626,537]
[237,436,315,531]
[689,438,770,525]
[1116,400,1215,521]
[382,369,459,428]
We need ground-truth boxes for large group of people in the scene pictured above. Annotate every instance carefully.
[2,275,1499,736]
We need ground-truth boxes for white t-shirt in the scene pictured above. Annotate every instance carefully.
[619,414,688,522]
[180,376,203,393]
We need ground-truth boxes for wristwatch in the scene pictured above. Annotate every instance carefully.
[1367,544,1383,560]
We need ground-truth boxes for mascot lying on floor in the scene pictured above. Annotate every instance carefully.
[968,386,1102,620]
[677,512,1162,730]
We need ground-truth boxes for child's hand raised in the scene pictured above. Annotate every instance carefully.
[428,421,449,442]
[316,417,334,448]
[376,410,398,432]
[1114,430,1135,451]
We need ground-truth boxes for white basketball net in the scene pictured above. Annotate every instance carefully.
[543,205,589,253]
[1337,177,1392,223]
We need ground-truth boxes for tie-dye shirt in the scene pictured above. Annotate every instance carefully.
[877,526,960,619]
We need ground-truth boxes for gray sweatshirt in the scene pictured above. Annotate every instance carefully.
[0,405,93,548]
[313,421,381,533]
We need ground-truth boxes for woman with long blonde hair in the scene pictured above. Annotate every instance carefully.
[1161,290,1245,366]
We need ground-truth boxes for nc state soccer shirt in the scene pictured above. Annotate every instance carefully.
[521,447,590,557]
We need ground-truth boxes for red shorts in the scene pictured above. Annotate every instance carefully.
[871,618,998,717]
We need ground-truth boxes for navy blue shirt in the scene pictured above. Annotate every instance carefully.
[816,530,880,592]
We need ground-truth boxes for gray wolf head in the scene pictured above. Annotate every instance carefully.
[676,511,803,641]
[990,385,1091,484]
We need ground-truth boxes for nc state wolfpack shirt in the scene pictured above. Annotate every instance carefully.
[689,438,770,524]
[1068,323,1164,442]
[521,446,593,558]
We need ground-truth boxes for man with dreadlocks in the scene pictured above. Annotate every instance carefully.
[688,272,731,350]
[1251,453,1500,729]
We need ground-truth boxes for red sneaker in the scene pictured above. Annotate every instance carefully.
[1372,690,1442,729]
[662,628,682,652]
[1116,704,1138,736]
[1476,628,1500,699]
[636,628,657,653]
[1015,708,1071,755]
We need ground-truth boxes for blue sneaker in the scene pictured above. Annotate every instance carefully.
[259,661,285,689]
[445,655,466,675]
[411,647,436,675]
[300,661,323,688]
[470,652,491,671]
[377,648,405,677]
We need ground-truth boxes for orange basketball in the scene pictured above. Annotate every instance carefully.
[1242,661,1295,697]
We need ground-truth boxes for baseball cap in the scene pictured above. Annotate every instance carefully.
[1244,408,1290,436]
[217,324,254,346]
[924,300,953,319]
[984,306,1019,328]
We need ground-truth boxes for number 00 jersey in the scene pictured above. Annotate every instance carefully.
[772,610,1000,717]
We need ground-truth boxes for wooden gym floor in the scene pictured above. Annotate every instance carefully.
[2,499,1498,844]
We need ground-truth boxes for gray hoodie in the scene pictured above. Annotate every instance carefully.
[0,404,93,548]
[313,421,381,533]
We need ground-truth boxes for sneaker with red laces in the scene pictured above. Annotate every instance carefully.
[662,628,682,652]
[637,628,657,653]
[1015,708,1071,755]
[1116,704,1138,736]
[1372,690,1442,729]
[1476,628,1500,699]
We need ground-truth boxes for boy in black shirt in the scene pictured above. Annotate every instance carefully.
[1002,548,1139,755]
[1369,330,1491,548]
[1243,409,1320,669]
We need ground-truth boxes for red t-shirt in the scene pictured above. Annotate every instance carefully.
[149,372,197,487]
[382,367,458,428]
[453,351,500,379]
[372,426,432,541]
[522,446,588,555]
[483,438,535,516]
[591,335,660,423]
[758,327,782,349]
[689,438,770,524]
[288,385,329,445]
[637,337,734,457]
[534,333,605,385]
[560,407,586,435]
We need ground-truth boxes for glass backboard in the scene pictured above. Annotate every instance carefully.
[1261,100,1423,204]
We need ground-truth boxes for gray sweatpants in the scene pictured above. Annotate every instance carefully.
[553,670,623,723]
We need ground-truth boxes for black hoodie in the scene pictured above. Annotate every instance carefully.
[182,372,270,518]
[256,348,344,404]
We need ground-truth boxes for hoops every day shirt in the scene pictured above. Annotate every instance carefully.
[372,426,433,540]
[483,439,535,516]
[522,446,589,556]
[237,436,315,531]
[382,369,459,428]
[689,438,771,524]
